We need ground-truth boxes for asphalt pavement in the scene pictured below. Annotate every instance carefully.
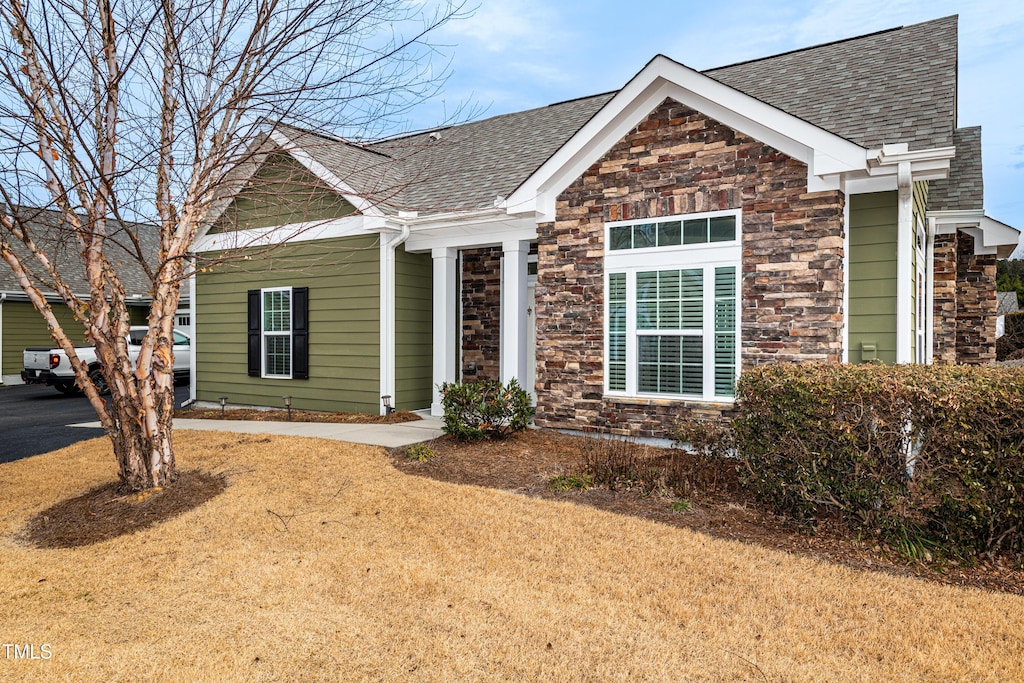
[0,383,190,463]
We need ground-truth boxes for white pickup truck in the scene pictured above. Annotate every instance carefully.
[22,327,191,394]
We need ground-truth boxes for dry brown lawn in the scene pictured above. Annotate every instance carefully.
[1,432,1022,682]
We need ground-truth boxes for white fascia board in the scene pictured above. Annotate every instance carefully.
[928,210,1021,257]
[268,130,385,218]
[929,209,986,234]
[981,215,1022,246]
[193,215,381,252]
[505,55,870,221]
[405,213,537,253]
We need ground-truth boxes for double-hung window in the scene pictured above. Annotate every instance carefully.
[262,288,293,378]
[605,210,741,400]
[247,287,309,380]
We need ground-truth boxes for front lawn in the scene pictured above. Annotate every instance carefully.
[1,432,1022,681]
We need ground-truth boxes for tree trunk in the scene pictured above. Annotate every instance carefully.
[100,358,178,491]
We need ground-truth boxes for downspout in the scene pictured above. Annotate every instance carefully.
[925,217,936,364]
[896,162,913,363]
[188,260,197,403]
[380,224,410,414]
[0,292,6,382]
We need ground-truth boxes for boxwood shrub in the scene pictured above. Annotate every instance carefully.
[733,363,1024,559]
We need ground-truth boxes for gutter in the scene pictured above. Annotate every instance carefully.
[0,292,5,381]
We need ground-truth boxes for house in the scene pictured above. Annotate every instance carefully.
[996,292,1020,338]
[192,15,1020,437]
[0,206,190,385]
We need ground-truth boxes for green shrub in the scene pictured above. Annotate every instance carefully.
[734,363,1024,560]
[440,379,534,441]
[404,443,436,462]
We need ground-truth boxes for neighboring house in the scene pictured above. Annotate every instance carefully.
[193,16,1020,437]
[0,207,190,384]
[996,292,1020,338]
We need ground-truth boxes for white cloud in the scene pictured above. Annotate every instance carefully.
[441,0,572,53]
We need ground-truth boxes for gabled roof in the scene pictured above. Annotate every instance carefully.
[273,16,964,215]
[0,206,160,300]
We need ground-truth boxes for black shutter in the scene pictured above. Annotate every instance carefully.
[247,289,261,377]
[292,287,309,379]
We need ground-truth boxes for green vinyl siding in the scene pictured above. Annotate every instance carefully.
[1,301,84,378]
[394,247,432,410]
[196,234,381,412]
[210,153,357,233]
[2,301,150,380]
[849,192,898,364]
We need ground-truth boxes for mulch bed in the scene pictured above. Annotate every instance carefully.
[177,408,421,424]
[389,429,1024,595]
[20,470,227,548]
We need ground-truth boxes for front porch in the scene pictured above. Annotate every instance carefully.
[404,213,539,416]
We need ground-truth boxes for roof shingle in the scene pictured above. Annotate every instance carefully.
[286,16,965,214]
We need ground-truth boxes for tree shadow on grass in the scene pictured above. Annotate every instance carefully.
[19,470,227,548]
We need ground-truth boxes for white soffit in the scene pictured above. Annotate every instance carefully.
[929,210,1022,257]
[505,55,872,220]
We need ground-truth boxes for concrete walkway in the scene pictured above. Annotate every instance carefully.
[69,414,445,449]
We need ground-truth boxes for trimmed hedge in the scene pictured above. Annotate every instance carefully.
[440,379,534,440]
[733,363,1024,559]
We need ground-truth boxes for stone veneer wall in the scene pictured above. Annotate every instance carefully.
[461,247,501,381]
[535,98,846,438]
[955,232,997,364]
[932,233,958,364]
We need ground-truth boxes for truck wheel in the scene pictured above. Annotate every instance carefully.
[89,367,110,396]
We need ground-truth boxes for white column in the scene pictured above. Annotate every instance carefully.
[431,247,458,416]
[188,262,197,402]
[841,182,850,363]
[896,162,913,363]
[500,240,529,385]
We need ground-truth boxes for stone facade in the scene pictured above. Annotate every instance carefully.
[460,246,502,381]
[955,232,997,364]
[534,98,845,438]
[931,231,997,365]
[932,233,958,364]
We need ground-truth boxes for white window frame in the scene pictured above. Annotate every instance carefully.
[261,286,293,379]
[914,215,927,364]
[604,209,742,402]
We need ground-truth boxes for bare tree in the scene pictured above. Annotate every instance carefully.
[0,0,462,491]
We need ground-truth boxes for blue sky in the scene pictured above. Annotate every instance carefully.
[413,0,1024,256]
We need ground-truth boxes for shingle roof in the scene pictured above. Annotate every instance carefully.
[706,16,957,150]
[286,16,963,214]
[365,93,615,213]
[929,127,984,212]
[0,206,160,300]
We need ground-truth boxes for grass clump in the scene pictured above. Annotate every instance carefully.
[549,473,593,492]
